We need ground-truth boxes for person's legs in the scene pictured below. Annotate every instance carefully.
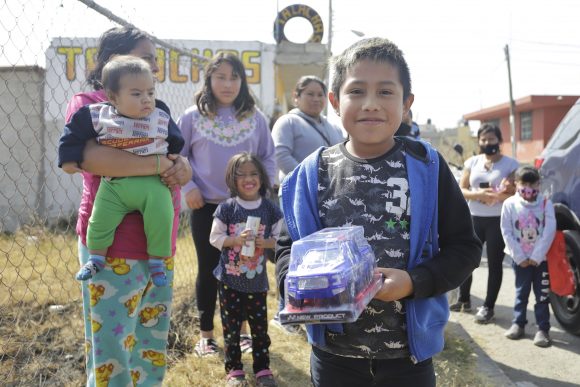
[86,179,131,251]
[83,251,169,386]
[532,262,553,347]
[131,258,174,385]
[124,176,174,286]
[458,216,485,303]
[512,263,532,327]
[310,346,373,387]
[125,176,173,258]
[374,357,435,387]
[218,283,244,374]
[78,240,96,386]
[245,291,271,374]
[81,180,130,281]
[533,261,551,332]
[483,216,506,309]
[190,204,220,336]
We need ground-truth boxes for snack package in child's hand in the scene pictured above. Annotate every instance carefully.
[241,216,260,256]
[280,226,382,325]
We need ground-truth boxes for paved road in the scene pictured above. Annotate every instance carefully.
[450,257,580,387]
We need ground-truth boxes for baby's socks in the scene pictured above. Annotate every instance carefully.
[76,255,167,286]
[149,258,167,286]
[76,254,105,281]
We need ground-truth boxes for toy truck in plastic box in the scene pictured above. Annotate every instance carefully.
[280,226,383,324]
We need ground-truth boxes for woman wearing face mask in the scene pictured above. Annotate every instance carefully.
[450,123,519,324]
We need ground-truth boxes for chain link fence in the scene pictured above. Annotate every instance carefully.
[0,1,276,384]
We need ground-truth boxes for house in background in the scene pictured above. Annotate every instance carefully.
[463,95,580,163]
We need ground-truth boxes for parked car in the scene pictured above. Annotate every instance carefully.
[536,98,580,335]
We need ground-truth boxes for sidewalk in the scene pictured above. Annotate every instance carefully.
[450,257,580,387]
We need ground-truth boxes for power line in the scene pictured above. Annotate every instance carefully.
[522,60,580,67]
[513,46,580,55]
[512,38,580,49]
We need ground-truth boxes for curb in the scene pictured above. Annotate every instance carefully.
[446,320,516,386]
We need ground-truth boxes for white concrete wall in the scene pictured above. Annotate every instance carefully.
[0,67,81,233]
[1,67,46,232]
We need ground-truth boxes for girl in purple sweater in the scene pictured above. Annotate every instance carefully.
[178,53,276,358]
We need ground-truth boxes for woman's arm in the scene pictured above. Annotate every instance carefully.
[272,116,300,175]
[161,154,193,188]
[81,139,174,177]
[176,108,200,193]
[459,169,483,201]
[255,111,277,185]
[460,169,498,205]
[493,172,517,202]
[500,201,527,264]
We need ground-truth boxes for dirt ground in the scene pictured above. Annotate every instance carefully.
[450,258,580,387]
[0,290,199,387]
[2,287,486,386]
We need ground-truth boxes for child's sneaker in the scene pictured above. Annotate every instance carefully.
[240,334,253,354]
[504,324,524,340]
[255,370,277,387]
[474,306,494,324]
[194,338,219,357]
[226,370,248,387]
[449,301,471,313]
[533,330,552,348]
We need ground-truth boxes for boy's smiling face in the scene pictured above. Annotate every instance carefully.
[330,59,413,159]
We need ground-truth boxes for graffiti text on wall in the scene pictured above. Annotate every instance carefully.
[56,47,261,84]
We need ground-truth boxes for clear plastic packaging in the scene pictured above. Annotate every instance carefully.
[280,226,383,325]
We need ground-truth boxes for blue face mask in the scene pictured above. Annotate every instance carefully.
[480,143,500,155]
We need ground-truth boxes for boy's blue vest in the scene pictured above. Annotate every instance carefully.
[281,141,448,362]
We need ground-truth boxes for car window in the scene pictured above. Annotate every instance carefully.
[546,102,580,150]
[299,248,342,271]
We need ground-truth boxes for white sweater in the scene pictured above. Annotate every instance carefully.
[500,193,557,264]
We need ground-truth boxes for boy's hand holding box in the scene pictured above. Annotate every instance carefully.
[280,226,383,325]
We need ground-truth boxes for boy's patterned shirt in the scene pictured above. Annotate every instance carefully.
[317,141,411,359]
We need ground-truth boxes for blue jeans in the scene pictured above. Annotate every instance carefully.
[310,346,435,387]
[512,260,551,331]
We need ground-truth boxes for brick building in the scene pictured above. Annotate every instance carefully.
[463,95,580,163]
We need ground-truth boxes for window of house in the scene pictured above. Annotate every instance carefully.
[520,111,532,140]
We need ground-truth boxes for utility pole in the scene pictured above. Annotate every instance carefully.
[328,0,333,56]
[325,0,333,117]
[504,44,517,158]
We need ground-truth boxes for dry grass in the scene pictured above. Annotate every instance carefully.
[0,227,80,306]
[1,227,487,386]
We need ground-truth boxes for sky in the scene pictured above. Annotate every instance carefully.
[2,0,580,129]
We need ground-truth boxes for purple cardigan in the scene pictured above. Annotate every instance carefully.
[178,105,276,203]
